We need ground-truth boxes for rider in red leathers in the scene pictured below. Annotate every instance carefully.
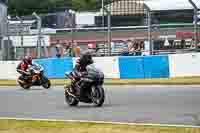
[16,56,34,83]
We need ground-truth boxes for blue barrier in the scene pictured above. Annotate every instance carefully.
[143,55,169,78]
[119,55,170,79]
[119,56,144,78]
[34,55,170,79]
[34,57,73,78]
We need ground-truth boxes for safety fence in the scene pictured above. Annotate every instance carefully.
[1,53,200,79]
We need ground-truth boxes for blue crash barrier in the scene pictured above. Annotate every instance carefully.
[118,56,144,79]
[143,55,169,78]
[119,55,170,79]
[34,55,170,79]
[34,57,73,78]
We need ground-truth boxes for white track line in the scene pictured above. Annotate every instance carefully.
[0,117,199,128]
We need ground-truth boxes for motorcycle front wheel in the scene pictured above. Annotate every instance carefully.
[18,79,31,90]
[64,86,79,106]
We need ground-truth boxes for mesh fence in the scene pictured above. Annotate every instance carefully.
[0,2,7,37]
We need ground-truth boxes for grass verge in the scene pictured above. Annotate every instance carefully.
[0,119,200,133]
[1,77,200,86]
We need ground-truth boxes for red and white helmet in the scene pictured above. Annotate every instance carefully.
[23,56,32,65]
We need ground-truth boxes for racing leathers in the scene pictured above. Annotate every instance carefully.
[16,61,32,83]
[69,53,94,96]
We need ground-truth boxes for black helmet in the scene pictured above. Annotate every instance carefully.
[80,51,93,65]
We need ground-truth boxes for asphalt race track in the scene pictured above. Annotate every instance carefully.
[1,85,200,126]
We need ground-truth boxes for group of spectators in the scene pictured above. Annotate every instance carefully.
[54,40,81,58]
[119,39,145,56]
[53,39,145,58]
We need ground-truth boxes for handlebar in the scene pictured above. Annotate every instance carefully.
[65,72,71,79]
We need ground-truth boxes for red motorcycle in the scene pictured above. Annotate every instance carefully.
[17,64,51,89]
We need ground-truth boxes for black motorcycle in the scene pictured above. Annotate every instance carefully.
[64,65,105,107]
[17,64,51,89]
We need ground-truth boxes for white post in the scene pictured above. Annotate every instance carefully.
[102,0,104,27]
[188,0,198,49]
[33,12,42,58]
[144,4,153,55]
[103,6,112,56]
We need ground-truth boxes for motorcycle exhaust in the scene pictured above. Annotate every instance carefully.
[66,89,79,101]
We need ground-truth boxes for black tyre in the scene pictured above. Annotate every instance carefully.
[65,86,79,106]
[91,85,105,107]
[23,85,31,90]
[18,80,30,90]
[42,79,51,89]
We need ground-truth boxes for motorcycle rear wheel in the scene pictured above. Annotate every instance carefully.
[42,79,51,89]
[91,85,105,107]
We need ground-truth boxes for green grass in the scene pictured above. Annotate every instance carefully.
[2,77,200,86]
[0,119,199,133]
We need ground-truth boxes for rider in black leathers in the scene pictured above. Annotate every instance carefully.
[69,51,94,96]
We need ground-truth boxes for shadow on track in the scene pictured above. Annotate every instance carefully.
[61,103,120,110]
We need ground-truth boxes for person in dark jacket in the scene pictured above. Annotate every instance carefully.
[69,51,94,96]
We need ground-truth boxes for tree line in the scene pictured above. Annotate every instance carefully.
[6,0,103,16]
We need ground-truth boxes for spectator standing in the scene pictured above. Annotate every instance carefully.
[64,44,71,56]
[180,39,185,49]
[55,46,61,58]
[119,41,129,56]
[135,41,143,56]
[128,40,136,56]
[73,42,81,57]
[55,40,61,58]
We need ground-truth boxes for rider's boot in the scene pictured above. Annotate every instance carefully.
[75,82,85,96]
